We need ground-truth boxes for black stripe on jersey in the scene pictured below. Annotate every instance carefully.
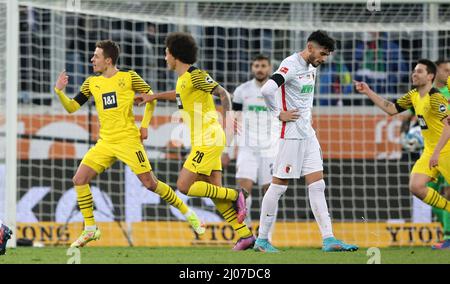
[130,71,151,93]
[191,78,204,85]
[394,101,406,113]
[429,89,448,120]
[74,92,89,106]
[195,82,213,89]
[429,87,440,95]
[395,89,415,113]
[210,84,219,94]
[135,86,151,93]
[232,102,243,111]
[188,66,198,73]
[271,73,285,87]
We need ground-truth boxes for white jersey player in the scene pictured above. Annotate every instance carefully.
[254,30,358,253]
[225,55,280,230]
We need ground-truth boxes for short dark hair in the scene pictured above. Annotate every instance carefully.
[435,59,450,67]
[95,40,120,65]
[416,58,437,82]
[307,30,336,52]
[165,32,198,64]
[252,54,271,64]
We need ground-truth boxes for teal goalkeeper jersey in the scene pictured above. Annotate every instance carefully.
[439,85,450,109]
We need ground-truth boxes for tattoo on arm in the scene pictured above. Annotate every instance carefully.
[383,100,393,109]
[213,86,231,112]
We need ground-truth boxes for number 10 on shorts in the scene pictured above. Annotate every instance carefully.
[136,151,146,163]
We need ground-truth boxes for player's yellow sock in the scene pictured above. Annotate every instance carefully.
[423,187,450,212]
[75,184,96,227]
[155,181,189,214]
[188,181,238,201]
[212,199,253,239]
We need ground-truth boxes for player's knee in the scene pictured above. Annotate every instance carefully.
[176,180,189,194]
[308,179,326,192]
[409,180,425,196]
[72,175,89,186]
[141,176,158,191]
[443,187,450,199]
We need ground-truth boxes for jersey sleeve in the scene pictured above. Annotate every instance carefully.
[232,85,243,104]
[273,59,296,84]
[394,90,413,112]
[129,70,152,93]
[79,76,92,98]
[191,69,219,94]
[430,93,449,121]
[447,76,450,94]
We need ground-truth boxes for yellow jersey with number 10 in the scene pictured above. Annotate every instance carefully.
[395,88,450,155]
[79,70,151,142]
[175,66,225,147]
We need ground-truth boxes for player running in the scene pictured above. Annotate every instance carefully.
[135,32,255,250]
[54,40,204,247]
[355,59,450,235]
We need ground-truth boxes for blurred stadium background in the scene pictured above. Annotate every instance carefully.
[1,0,450,251]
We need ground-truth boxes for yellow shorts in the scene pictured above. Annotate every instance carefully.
[81,138,152,175]
[411,151,450,182]
[183,145,224,176]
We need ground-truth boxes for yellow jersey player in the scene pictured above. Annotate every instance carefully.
[355,59,450,214]
[135,32,256,250]
[54,40,205,248]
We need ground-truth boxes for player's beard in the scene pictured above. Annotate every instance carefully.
[411,78,422,88]
[255,73,269,83]
[310,59,322,68]
[308,55,319,67]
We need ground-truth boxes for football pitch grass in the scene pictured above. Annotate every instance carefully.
[1,246,450,264]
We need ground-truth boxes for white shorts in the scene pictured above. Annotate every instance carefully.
[273,136,323,179]
[236,148,275,186]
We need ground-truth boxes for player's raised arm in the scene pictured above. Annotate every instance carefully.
[354,80,401,116]
[54,70,89,114]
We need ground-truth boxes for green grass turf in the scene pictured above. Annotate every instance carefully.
[1,246,450,264]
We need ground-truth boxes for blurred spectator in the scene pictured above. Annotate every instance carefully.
[146,23,156,44]
[350,32,409,95]
[318,54,352,106]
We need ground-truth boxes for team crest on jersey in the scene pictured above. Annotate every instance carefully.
[305,73,315,80]
[118,78,125,88]
[205,75,214,84]
[285,164,292,174]
[439,104,447,113]
[280,67,289,74]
